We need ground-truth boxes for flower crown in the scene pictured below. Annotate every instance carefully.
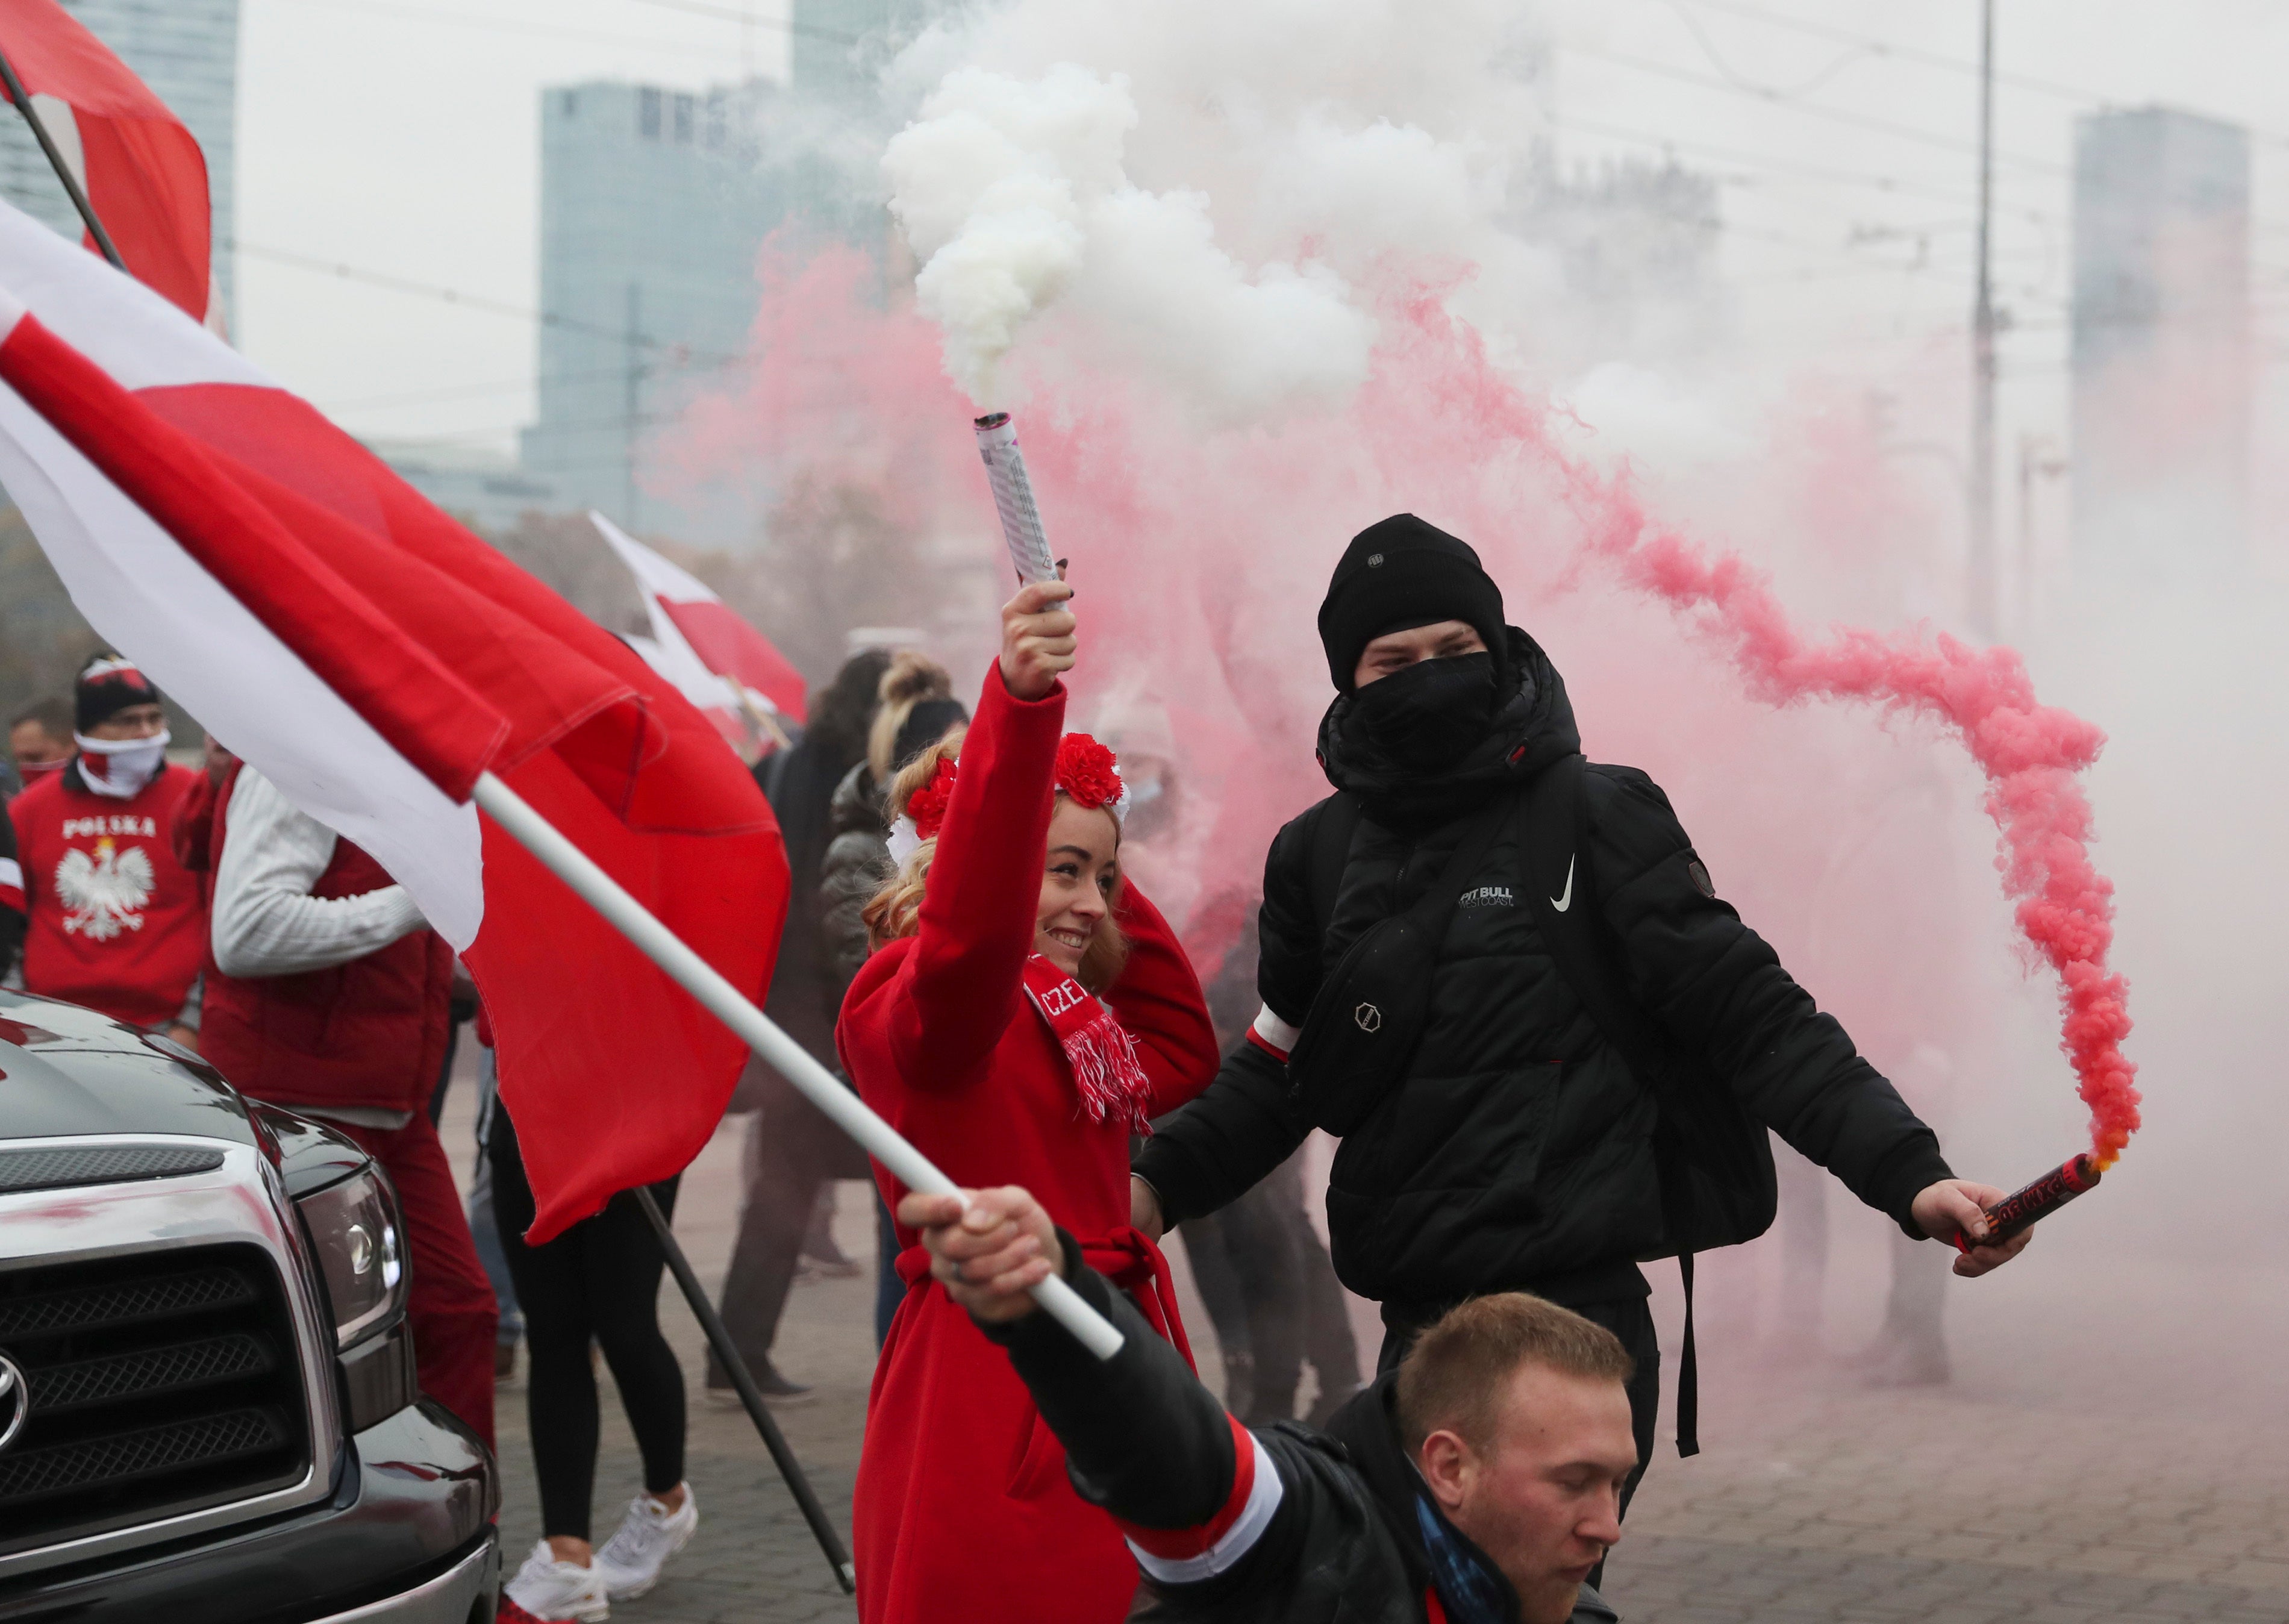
[887,732,1128,863]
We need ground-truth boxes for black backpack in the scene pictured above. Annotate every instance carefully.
[1295,754,1777,1454]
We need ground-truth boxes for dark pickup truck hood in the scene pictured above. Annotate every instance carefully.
[0,991,369,1197]
[0,990,256,1146]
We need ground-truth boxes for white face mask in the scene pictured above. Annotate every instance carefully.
[74,729,171,799]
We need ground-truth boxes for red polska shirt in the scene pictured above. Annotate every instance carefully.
[9,761,205,1029]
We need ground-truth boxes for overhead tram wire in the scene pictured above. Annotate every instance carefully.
[287,0,757,57]
[1561,41,2068,176]
[317,360,718,415]
[1543,111,2059,226]
[1567,20,2289,269]
[233,240,747,367]
[1657,0,2289,152]
[1549,102,2289,289]
[612,0,858,43]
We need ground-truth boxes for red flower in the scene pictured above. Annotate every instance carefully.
[905,757,959,839]
[1055,733,1123,810]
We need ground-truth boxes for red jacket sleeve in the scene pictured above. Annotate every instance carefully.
[1107,880,1220,1116]
[886,663,1066,1083]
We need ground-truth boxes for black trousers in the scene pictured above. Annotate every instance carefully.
[1378,1287,1660,1520]
[709,1078,854,1384]
[487,1108,684,1542]
[1214,1154,1361,1423]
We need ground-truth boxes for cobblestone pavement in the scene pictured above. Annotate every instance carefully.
[447,1084,2289,1622]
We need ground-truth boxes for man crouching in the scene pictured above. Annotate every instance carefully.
[904,1185,1634,1624]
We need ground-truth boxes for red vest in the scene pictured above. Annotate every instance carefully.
[8,763,206,1029]
[196,763,454,1113]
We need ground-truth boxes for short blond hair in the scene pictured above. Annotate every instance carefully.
[1394,1294,1634,1455]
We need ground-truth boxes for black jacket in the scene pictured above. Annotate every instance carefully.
[1134,631,1951,1308]
[817,762,890,1009]
[990,1251,1616,1624]
[754,732,861,1065]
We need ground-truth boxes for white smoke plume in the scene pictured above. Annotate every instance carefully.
[669,8,2289,1498]
[882,61,1378,414]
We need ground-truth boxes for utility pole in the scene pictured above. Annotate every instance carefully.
[623,280,642,534]
[1968,0,1998,640]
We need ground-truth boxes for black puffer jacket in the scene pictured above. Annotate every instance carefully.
[1135,630,1952,1309]
[817,762,890,1005]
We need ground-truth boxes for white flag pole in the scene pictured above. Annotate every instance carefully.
[472,770,1126,1360]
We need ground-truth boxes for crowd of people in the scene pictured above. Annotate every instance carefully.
[0,514,2037,1624]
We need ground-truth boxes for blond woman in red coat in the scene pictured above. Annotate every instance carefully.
[837,580,1221,1623]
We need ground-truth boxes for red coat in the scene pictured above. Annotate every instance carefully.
[196,761,455,1114]
[837,664,1220,1624]
[9,762,205,1029]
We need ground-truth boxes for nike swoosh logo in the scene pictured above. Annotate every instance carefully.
[1551,855,1574,913]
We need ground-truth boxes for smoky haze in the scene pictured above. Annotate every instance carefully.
[207,0,2289,1600]
[632,0,2289,1522]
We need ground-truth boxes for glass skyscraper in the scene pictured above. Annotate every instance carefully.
[517,79,789,539]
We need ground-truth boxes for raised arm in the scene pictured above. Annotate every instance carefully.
[885,582,1076,1081]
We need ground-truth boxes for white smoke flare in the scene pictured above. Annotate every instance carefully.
[883,63,1377,415]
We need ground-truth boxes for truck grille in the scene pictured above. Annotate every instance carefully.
[0,1243,311,1557]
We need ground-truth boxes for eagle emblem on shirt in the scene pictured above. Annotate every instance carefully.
[55,838,155,941]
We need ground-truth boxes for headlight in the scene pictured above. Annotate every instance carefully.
[297,1166,408,1349]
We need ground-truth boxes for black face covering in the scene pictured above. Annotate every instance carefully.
[1345,652,1500,773]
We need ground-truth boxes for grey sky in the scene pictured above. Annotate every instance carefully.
[231,1,2289,466]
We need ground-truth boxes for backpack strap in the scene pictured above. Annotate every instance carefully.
[1513,754,1703,1458]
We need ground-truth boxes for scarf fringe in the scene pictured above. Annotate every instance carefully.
[1061,1005,1154,1135]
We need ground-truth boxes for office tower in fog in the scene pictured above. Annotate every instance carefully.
[2071,107,2250,582]
[518,80,786,537]
[0,0,237,329]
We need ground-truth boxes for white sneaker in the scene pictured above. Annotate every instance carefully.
[502,1540,610,1622]
[593,1484,699,1601]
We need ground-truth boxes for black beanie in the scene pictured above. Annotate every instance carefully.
[892,698,967,772]
[1317,515,1507,692]
[75,654,162,733]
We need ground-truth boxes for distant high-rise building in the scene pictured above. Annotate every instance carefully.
[2071,107,2250,582]
[519,80,787,539]
[0,0,237,329]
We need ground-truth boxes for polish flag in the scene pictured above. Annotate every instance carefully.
[0,202,787,1241]
[593,510,808,724]
[590,512,757,751]
[0,0,214,323]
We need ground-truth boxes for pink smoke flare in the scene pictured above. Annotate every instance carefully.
[665,251,2141,1168]
[1395,305,2144,1167]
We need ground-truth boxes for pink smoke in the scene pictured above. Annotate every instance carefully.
[1570,452,2139,1168]
[663,249,2141,1168]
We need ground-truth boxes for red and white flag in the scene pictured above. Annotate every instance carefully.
[0,201,787,1241]
[0,0,214,323]
[593,510,808,725]
[590,513,753,751]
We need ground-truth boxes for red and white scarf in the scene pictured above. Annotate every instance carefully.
[1022,954,1154,1134]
